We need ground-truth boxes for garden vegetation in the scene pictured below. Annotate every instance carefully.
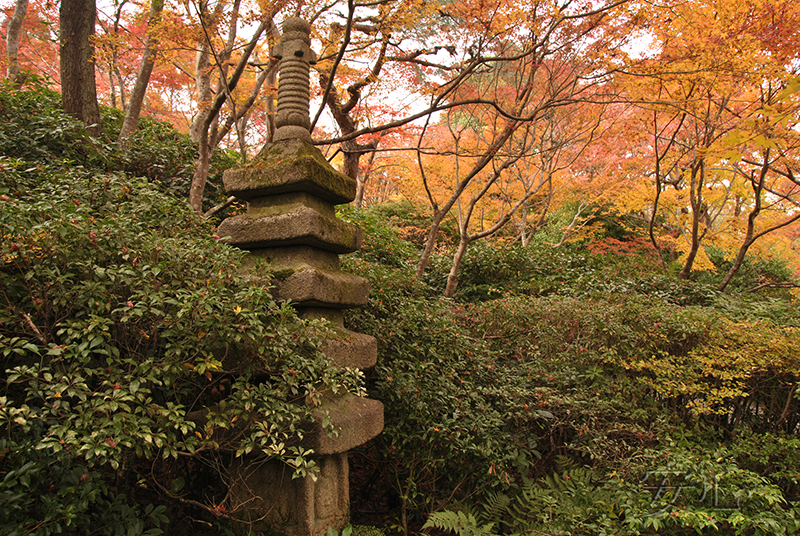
[2,81,800,536]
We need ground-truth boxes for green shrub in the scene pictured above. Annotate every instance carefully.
[0,79,240,217]
[425,444,799,536]
[102,108,197,188]
[0,78,103,168]
[344,265,547,526]
[361,199,459,247]
[0,166,362,534]
[101,107,240,213]
[339,205,419,269]
[704,247,797,293]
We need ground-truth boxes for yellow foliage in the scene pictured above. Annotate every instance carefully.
[632,318,800,415]
[675,241,717,273]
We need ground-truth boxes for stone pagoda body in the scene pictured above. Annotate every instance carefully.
[216,17,384,536]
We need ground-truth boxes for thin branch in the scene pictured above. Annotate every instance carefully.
[203,195,237,219]
[311,0,355,131]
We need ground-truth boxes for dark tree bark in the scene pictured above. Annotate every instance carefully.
[59,0,102,136]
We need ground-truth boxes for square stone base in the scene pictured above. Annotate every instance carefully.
[229,453,349,536]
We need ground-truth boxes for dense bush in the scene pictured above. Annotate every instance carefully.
[100,107,240,212]
[344,264,546,532]
[0,78,240,214]
[704,246,798,293]
[0,78,102,168]
[0,84,362,535]
[357,200,460,248]
[425,442,798,536]
[341,207,800,536]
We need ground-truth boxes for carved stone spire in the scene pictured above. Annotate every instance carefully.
[272,17,317,142]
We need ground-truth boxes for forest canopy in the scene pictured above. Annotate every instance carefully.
[2,0,799,287]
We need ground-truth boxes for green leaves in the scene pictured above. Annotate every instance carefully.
[0,85,364,534]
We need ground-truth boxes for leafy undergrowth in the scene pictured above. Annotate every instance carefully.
[0,82,363,536]
[342,203,800,536]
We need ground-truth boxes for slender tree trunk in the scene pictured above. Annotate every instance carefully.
[190,129,212,213]
[415,123,519,277]
[188,0,228,142]
[108,70,117,108]
[114,62,127,110]
[317,35,387,181]
[6,0,29,85]
[416,209,446,278]
[191,41,213,142]
[59,0,102,136]
[719,237,755,292]
[554,201,591,247]
[355,149,377,208]
[98,5,127,110]
[118,0,165,145]
[444,235,470,298]
[236,115,249,160]
[678,161,704,279]
[519,202,529,246]
[265,64,276,143]
[187,12,276,214]
[443,158,538,297]
[718,151,768,292]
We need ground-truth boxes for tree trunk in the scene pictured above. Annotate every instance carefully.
[108,70,117,108]
[678,161,704,279]
[415,209,446,278]
[355,149,376,208]
[190,41,213,143]
[118,0,165,145]
[6,0,29,85]
[718,237,754,292]
[186,13,275,214]
[114,62,127,110]
[718,152,768,292]
[188,0,228,142]
[444,235,470,298]
[677,221,702,279]
[190,130,212,213]
[60,0,102,136]
[519,202,529,246]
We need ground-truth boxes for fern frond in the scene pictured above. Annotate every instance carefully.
[423,510,498,536]
[481,491,511,522]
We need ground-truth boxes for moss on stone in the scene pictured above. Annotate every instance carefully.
[271,267,297,280]
[223,139,357,204]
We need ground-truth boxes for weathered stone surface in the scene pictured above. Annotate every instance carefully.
[307,395,384,455]
[271,17,317,143]
[297,306,345,326]
[217,205,362,253]
[249,191,336,217]
[273,268,369,307]
[320,328,378,369]
[229,452,349,536]
[247,246,341,274]
[223,139,356,204]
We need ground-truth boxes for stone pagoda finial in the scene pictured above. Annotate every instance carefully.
[272,17,317,142]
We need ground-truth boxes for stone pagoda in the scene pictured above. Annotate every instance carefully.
[216,17,384,536]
